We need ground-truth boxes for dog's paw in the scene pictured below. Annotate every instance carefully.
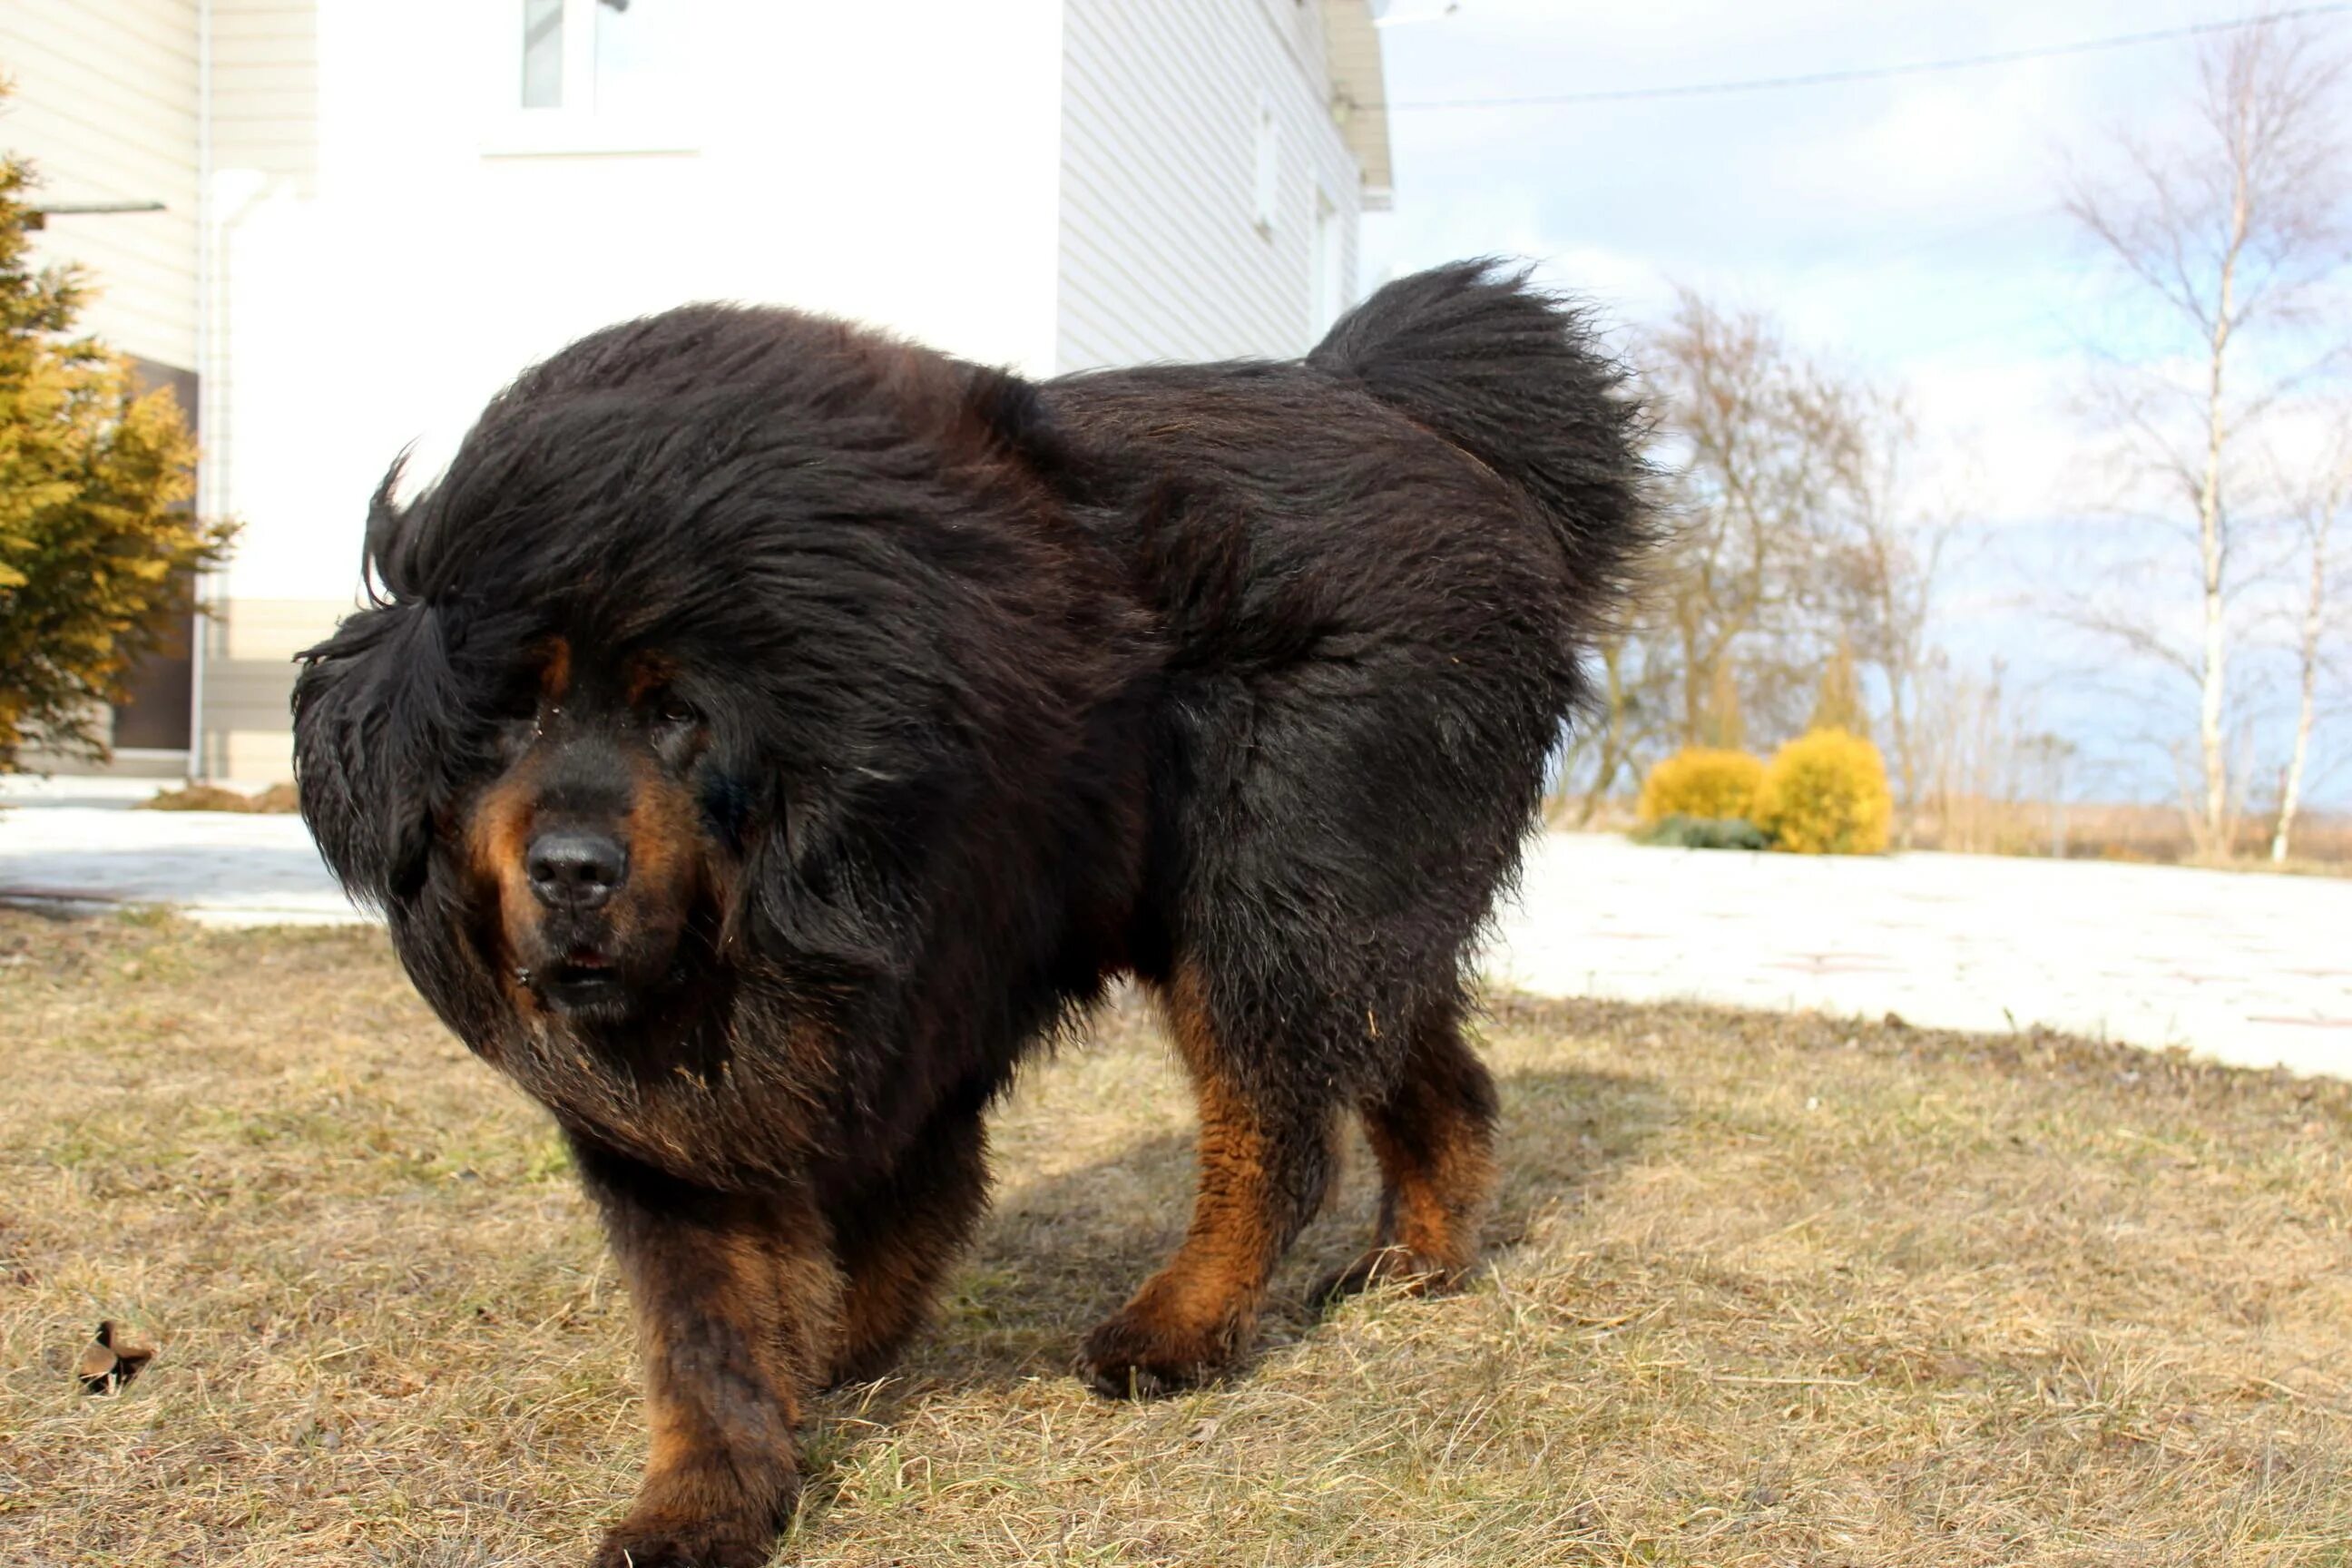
[820,1335,912,1394]
[588,1518,778,1568]
[1308,1245,1457,1310]
[1077,1308,1238,1399]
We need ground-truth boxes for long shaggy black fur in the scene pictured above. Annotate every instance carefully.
[292,260,1651,1568]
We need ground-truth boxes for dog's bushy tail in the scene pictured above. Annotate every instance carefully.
[1308,259,1652,608]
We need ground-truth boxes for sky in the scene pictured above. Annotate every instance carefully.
[1357,0,2351,810]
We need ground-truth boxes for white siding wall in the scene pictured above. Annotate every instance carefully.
[183,1,324,779]
[0,0,201,370]
[209,0,318,189]
[1055,0,1362,371]
[207,0,321,524]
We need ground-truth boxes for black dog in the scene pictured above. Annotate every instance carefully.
[292,260,1650,1567]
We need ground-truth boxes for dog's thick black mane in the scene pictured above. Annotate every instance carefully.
[300,305,1166,1181]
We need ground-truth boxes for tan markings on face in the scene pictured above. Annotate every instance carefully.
[624,652,679,708]
[466,760,549,999]
[538,636,573,704]
[617,756,705,956]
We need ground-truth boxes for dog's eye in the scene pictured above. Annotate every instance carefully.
[494,681,540,723]
[653,694,700,729]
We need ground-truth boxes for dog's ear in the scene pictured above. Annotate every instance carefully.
[961,364,1045,446]
[736,773,919,987]
[293,466,457,906]
[955,363,1067,477]
[291,602,442,908]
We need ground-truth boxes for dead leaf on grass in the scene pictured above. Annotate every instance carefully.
[75,1320,154,1394]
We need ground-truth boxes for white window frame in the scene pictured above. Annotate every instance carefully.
[483,0,701,158]
[1309,182,1348,339]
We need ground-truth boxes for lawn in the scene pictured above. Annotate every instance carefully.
[2,909,2348,1567]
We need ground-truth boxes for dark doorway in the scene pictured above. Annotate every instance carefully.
[109,358,201,752]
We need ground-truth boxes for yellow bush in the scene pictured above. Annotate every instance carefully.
[1638,747,1765,824]
[1755,729,1893,855]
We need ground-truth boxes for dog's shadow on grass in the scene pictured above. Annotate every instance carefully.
[817,1061,1671,1428]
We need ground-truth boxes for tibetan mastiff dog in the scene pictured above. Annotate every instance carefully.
[292,260,1650,1566]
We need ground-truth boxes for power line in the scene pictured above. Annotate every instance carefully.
[1380,5,2352,111]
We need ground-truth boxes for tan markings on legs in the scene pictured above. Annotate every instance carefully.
[828,1239,940,1387]
[588,1174,840,1568]
[1080,963,1328,1395]
[1319,1010,1499,1303]
[828,1206,967,1385]
[827,1110,990,1386]
[1128,1069,1280,1345]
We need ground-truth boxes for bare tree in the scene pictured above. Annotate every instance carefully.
[1915,654,2040,854]
[2062,14,2348,858]
[1558,292,1950,824]
[2272,435,2344,860]
[1563,632,1678,824]
[1642,291,1868,750]
[1826,392,1951,847]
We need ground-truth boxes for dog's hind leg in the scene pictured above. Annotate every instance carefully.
[823,1097,991,1387]
[1079,960,1339,1397]
[1313,1000,1498,1305]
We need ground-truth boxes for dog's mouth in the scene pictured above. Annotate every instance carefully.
[537,945,630,1013]
[500,894,702,1028]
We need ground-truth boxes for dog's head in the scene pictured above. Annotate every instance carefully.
[451,636,720,1022]
[293,304,1096,1035]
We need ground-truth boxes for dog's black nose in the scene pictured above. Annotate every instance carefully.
[526,829,628,910]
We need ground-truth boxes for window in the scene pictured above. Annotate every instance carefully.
[590,0,689,117]
[1311,187,1348,337]
[494,0,697,155]
[521,0,564,108]
[1252,98,1279,236]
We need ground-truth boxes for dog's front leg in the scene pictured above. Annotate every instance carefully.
[571,1137,839,1568]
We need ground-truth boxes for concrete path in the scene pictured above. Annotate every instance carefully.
[0,779,358,926]
[5,780,2345,1077]
[1493,836,2351,1080]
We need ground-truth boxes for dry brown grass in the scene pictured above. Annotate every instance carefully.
[133,783,300,815]
[1911,798,2352,873]
[4,909,2349,1567]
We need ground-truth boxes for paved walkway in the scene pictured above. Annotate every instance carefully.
[1492,836,2351,1079]
[5,781,2346,1077]
[0,780,358,926]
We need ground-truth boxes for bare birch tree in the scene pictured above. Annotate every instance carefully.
[2272,437,2343,860]
[2062,15,2347,858]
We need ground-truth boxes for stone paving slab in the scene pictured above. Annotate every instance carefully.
[3,786,2343,1078]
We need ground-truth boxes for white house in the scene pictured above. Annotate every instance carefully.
[1,0,1392,781]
